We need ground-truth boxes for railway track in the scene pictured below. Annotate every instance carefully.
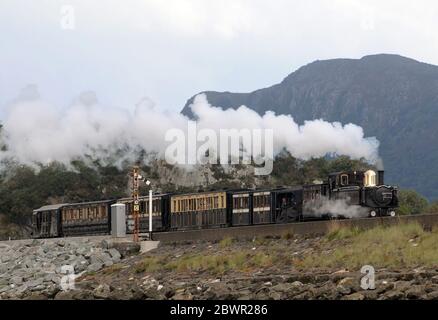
[149,213,438,242]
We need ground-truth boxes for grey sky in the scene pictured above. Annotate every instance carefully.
[1,0,438,113]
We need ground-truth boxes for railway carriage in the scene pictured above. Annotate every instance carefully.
[32,204,66,238]
[252,190,272,225]
[170,191,227,230]
[229,190,251,226]
[61,200,115,237]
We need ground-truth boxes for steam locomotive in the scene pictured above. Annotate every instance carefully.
[31,169,398,238]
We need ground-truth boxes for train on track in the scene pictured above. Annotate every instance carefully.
[31,169,398,238]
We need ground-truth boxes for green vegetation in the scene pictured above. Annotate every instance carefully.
[135,257,164,273]
[397,189,429,215]
[296,222,438,269]
[102,263,124,275]
[0,160,128,237]
[218,236,234,248]
[326,223,362,241]
[134,250,283,275]
[426,201,438,214]
[133,222,438,275]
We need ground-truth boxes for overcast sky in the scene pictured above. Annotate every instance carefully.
[1,0,438,113]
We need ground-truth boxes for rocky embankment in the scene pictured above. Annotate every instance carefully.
[67,238,438,300]
[2,224,438,300]
[0,237,137,299]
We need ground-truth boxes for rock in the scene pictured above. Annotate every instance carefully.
[113,242,140,257]
[90,252,113,267]
[290,281,303,287]
[406,285,425,299]
[76,247,89,256]
[342,292,365,300]
[44,273,61,285]
[271,283,293,292]
[16,284,29,295]
[87,263,103,273]
[382,290,404,300]
[108,248,122,261]
[393,281,412,292]
[362,290,378,300]
[101,239,113,250]
[54,290,94,300]
[172,289,193,300]
[9,276,23,286]
[426,291,438,299]
[54,291,74,300]
[0,286,11,293]
[42,284,60,298]
[56,240,66,247]
[23,292,48,300]
[268,290,282,300]
[0,278,10,286]
[27,278,44,288]
[0,255,11,263]
[93,284,112,299]
[337,277,360,295]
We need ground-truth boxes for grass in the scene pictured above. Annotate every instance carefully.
[218,236,234,248]
[102,264,124,275]
[296,222,438,269]
[134,257,164,273]
[134,250,283,275]
[133,222,438,276]
[326,222,362,241]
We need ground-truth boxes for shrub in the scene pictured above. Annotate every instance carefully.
[397,189,429,215]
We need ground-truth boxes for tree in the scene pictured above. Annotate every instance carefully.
[397,189,429,215]
[426,201,438,213]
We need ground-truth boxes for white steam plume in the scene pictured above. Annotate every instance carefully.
[0,90,379,167]
[304,197,369,219]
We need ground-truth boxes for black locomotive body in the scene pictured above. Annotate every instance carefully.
[327,169,398,217]
[31,169,398,238]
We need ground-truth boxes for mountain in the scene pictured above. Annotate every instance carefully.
[182,54,438,200]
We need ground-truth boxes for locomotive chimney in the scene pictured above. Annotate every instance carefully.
[378,170,384,185]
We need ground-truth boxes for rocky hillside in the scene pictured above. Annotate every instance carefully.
[182,54,438,200]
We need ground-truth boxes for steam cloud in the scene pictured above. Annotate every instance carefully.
[0,88,380,167]
[304,197,369,219]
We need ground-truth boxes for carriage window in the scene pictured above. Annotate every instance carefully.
[340,174,349,186]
